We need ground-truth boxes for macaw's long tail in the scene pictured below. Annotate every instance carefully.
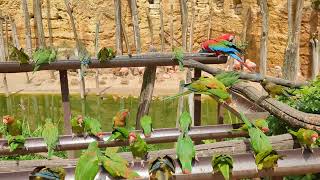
[163,90,192,101]
[229,53,255,72]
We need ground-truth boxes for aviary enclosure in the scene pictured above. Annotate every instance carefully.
[0,0,320,180]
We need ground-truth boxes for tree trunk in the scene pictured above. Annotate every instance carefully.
[21,0,33,58]
[46,0,55,80]
[283,0,304,81]
[10,17,30,83]
[207,0,213,40]
[310,38,319,79]
[94,20,100,90]
[129,0,141,54]
[0,12,9,97]
[34,0,46,48]
[180,0,188,50]
[114,0,123,55]
[170,0,174,50]
[259,0,269,77]
[159,0,165,52]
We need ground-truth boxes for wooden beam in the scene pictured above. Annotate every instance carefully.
[59,70,71,135]
[114,0,123,55]
[193,68,201,126]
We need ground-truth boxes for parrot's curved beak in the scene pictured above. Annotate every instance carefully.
[312,134,318,142]
[262,127,270,133]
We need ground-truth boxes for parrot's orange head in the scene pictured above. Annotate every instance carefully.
[2,115,14,125]
[77,115,84,126]
[261,127,270,133]
[128,132,137,144]
[311,133,318,142]
[219,34,235,42]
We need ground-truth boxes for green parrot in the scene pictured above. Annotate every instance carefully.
[97,47,116,62]
[288,128,319,153]
[240,112,282,170]
[164,72,239,103]
[179,111,192,134]
[233,118,270,134]
[83,116,104,140]
[42,119,59,159]
[172,47,184,71]
[32,48,57,73]
[71,115,85,138]
[2,115,22,136]
[75,141,101,180]
[100,148,140,179]
[9,45,29,64]
[211,154,233,180]
[78,41,91,78]
[7,135,25,152]
[176,133,197,174]
[140,115,153,137]
[149,155,175,180]
[30,166,66,180]
[128,132,148,167]
[106,127,130,142]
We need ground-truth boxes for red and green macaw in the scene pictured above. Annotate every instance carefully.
[200,34,235,54]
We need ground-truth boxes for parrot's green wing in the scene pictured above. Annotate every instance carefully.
[84,117,102,137]
[105,148,128,165]
[75,141,100,180]
[107,127,129,142]
[176,134,195,174]
[130,135,148,159]
[215,72,240,87]
[218,163,231,180]
[207,88,231,100]
[7,135,25,152]
[212,154,233,180]
[257,153,283,170]
[172,47,184,71]
[42,119,59,159]
[179,111,192,134]
[163,90,192,101]
[101,156,140,179]
[140,115,153,137]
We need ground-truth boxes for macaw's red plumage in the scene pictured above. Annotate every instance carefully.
[201,34,235,54]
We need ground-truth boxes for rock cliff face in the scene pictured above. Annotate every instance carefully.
[0,0,318,77]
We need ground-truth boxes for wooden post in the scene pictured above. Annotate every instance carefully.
[145,4,154,45]
[207,0,213,40]
[217,102,224,124]
[10,17,30,84]
[159,0,165,52]
[189,0,196,53]
[180,0,188,50]
[114,0,123,55]
[5,16,9,61]
[310,37,319,79]
[94,19,100,90]
[0,12,9,97]
[186,70,194,125]
[283,0,304,81]
[121,15,131,55]
[21,0,33,58]
[259,0,269,77]
[46,0,55,80]
[129,0,141,54]
[34,0,46,48]
[176,80,185,128]
[170,0,174,50]
[193,68,201,126]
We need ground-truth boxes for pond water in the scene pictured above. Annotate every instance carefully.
[0,94,240,133]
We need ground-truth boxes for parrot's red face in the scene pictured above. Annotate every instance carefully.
[261,127,270,133]
[77,115,83,127]
[218,34,235,42]
[128,132,137,144]
[311,133,318,142]
[2,115,14,125]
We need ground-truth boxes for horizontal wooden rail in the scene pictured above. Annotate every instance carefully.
[0,54,227,73]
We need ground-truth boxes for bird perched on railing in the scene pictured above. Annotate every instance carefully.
[32,48,57,73]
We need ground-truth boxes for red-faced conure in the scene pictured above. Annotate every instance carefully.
[149,155,175,180]
[179,111,192,134]
[32,48,57,73]
[211,154,233,180]
[42,119,59,159]
[107,127,130,142]
[288,128,319,153]
[234,118,269,134]
[71,115,85,138]
[112,109,130,128]
[140,115,153,137]
[75,141,101,180]
[30,166,66,180]
[176,133,197,174]
[128,132,148,168]
[83,117,104,140]
[2,115,22,136]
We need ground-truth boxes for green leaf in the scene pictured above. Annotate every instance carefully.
[218,163,230,180]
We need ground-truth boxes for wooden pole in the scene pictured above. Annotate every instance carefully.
[121,15,131,55]
[170,0,174,50]
[21,0,33,58]
[145,4,154,46]
[259,0,269,77]
[180,0,188,50]
[129,0,141,54]
[0,12,9,97]
[186,70,194,125]
[5,16,9,61]
[310,37,319,79]
[94,19,100,90]
[34,0,46,48]
[176,80,185,128]
[189,0,195,52]
[46,0,55,80]
[159,0,165,52]
[114,0,123,55]
[193,68,201,126]
[207,0,213,40]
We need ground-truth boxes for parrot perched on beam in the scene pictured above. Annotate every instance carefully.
[260,79,297,98]
[200,34,235,54]
[7,135,26,152]
[2,115,22,136]
[32,48,57,73]
[172,47,184,71]
[140,115,153,138]
[211,154,233,180]
[179,111,192,134]
[128,132,148,168]
[71,115,85,138]
[106,127,130,142]
[164,72,239,103]
[233,118,270,134]
[83,116,104,140]
[30,166,66,180]
[288,128,319,153]
[176,133,197,174]
[97,47,116,62]
[112,109,130,128]
[101,148,140,179]
[149,155,176,180]
[240,112,283,170]
[9,45,29,64]
[78,41,91,78]
[75,141,101,180]
[42,119,59,159]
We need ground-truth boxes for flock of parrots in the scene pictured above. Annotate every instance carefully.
[3,35,320,179]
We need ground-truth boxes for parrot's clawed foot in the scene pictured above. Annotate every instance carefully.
[71,133,76,139]
[301,147,305,154]
[83,132,88,139]
[130,160,135,168]
[310,147,314,153]
[140,160,145,168]
[195,155,199,162]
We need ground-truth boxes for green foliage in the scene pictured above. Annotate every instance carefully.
[312,0,320,10]
[212,154,233,180]
[285,174,320,180]
[266,115,289,136]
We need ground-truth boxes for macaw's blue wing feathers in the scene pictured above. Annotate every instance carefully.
[229,53,243,63]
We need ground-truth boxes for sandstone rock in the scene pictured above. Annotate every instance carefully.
[70,78,79,86]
